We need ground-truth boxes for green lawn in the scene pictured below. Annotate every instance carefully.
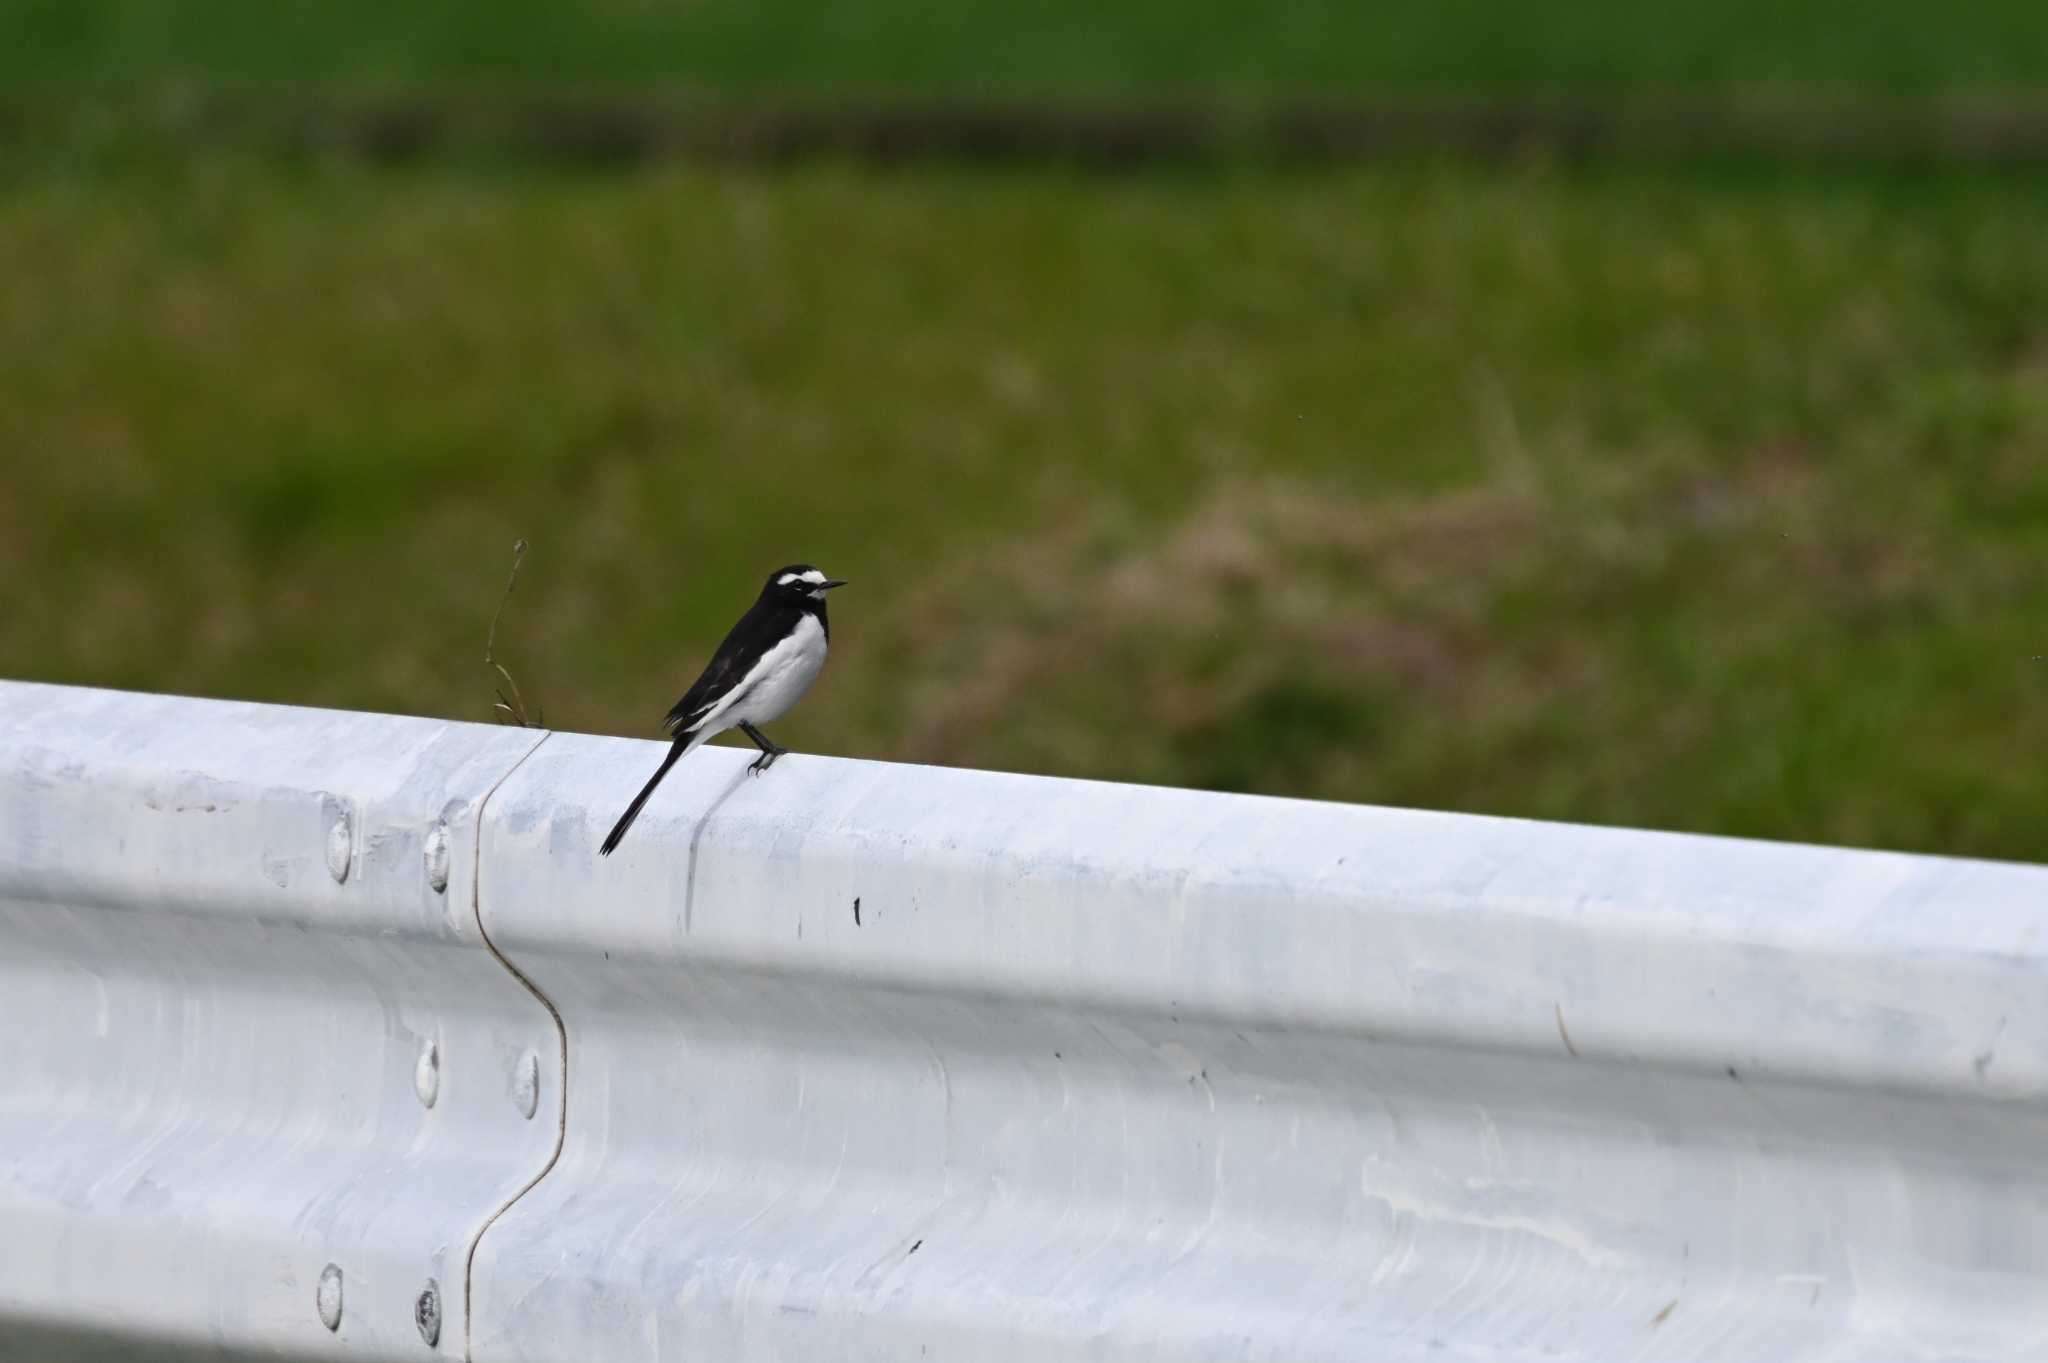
[2,158,2042,859]
[6,0,2047,95]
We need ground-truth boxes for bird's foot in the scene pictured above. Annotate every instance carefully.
[748,748,785,776]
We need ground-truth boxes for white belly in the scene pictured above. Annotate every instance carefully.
[713,613,828,733]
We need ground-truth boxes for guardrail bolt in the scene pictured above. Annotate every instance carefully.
[414,1039,440,1109]
[415,1279,442,1346]
[325,808,353,884]
[513,1049,540,1119]
[423,823,451,894]
[316,1263,344,1331]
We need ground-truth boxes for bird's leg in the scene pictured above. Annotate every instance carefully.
[739,722,787,775]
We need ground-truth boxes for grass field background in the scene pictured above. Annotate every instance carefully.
[7,0,2047,94]
[2,6,2043,861]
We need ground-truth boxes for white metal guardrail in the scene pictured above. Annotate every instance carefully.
[0,682,558,1362]
[3,679,2046,1361]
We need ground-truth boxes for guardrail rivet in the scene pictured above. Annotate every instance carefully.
[325,808,353,884]
[316,1263,344,1331]
[513,1049,540,1120]
[415,1279,442,1346]
[415,1039,440,1109]
[423,823,451,894]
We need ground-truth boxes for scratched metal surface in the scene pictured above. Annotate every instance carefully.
[0,682,557,1361]
[475,732,2048,1362]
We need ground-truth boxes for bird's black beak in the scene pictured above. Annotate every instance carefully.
[820,578,849,590]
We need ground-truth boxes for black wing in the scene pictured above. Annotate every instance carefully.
[661,598,795,735]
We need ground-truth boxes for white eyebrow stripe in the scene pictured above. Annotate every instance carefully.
[777,571,801,585]
[800,569,828,584]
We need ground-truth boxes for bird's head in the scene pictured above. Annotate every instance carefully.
[765,564,848,604]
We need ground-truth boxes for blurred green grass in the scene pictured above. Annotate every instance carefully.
[2,157,2041,859]
[6,0,2047,95]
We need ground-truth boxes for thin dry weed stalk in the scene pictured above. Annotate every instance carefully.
[485,538,544,728]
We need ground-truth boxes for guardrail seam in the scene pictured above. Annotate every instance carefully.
[460,729,560,1363]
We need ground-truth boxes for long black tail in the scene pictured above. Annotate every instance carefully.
[599,734,691,856]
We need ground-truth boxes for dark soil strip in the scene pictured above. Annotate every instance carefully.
[13,90,2048,166]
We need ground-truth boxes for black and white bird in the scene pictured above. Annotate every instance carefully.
[598,564,846,856]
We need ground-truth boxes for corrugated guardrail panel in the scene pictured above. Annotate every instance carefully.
[4,682,2048,1362]
[0,683,558,1361]
[475,734,2048,1362]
